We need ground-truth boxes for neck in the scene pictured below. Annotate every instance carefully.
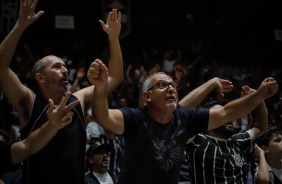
[266,154,282,170]
[41,89,65,105]
[148,109,173,124]
[93,168,107,174]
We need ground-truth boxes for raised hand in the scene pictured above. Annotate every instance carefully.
[149,64,161,75]
[215,78,234,97]
[87,59,108,87]
[18,0,44,27]
[254,143,265,159]
[47,92,80,129]
[99,9,121,39]
[257,77,279,99]
[241,85,256,97]
[76,67,85,79]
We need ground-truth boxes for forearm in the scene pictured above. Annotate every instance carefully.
[178,77,220,108]
[11,121,58,164]
[252,101,268,131]
[92,87,111,130]
[222,92,264,124]
[107,37,124,94]
[256,155,270,183]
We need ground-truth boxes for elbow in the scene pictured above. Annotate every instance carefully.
[256,178,269,184]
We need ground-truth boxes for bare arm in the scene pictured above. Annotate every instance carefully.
[88,60,124,135]
[74,9,123,110]
[208,77,278,130]
[10,92,80,163]
[254,144,270,184]
[241,85,268,136]
[99,9,124,94]
[0,0,44,124]
[178,77,233,108]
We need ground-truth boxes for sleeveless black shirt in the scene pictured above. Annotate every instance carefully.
[20,94,86,184]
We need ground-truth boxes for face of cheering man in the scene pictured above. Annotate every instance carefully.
[144,73,178,113]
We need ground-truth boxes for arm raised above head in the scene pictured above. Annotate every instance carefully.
[178,77,233,108]
[0,0,44,125]
[240,85,268,135]
[99,9,124,94]
[208,77,278,130]
[75,9,124,110]
[87,59,124,135]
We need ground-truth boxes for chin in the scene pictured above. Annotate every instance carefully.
[63,86,68,93]
[167,103,177,110]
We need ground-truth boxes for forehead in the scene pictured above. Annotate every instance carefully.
[270,132,282,139]
[151,73,173,83]
[42,55,65,66]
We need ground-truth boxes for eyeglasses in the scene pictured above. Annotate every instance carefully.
[147,80,178,91]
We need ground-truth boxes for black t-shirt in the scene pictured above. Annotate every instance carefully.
[118,106,209,184]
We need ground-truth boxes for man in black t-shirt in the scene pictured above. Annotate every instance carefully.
[89,65,278,184]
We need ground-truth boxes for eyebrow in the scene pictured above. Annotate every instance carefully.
[155,80,174,83]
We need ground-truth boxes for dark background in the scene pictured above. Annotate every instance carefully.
[1,0,282,68]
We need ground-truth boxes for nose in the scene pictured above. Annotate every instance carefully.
[62,66,68,74]
[103,153,108,159]
[167,83,176,91]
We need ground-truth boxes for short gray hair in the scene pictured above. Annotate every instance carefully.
[142,72,166,91]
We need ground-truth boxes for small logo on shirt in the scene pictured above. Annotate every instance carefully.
[232,153,243,167]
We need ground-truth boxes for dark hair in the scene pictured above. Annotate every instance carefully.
[85,142,111,171]
[255,126,282,147]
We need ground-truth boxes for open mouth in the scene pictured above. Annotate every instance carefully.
[166,96,176,101]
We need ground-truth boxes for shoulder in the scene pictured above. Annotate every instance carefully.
[175,107,209,120]
[119,107,143,116]
[84,171,99,184]
[177,107,209,114]
[73,85,94,105]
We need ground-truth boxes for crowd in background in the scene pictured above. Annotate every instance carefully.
[0,37,282,183]
[1,40,281,136]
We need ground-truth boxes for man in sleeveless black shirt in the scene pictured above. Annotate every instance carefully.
[88,59,278,184]
[0,0,124,183]
[0,92,79,182]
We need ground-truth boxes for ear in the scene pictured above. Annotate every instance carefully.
[142,91,151,103]
[35,73,44,82]
[87,157,94,164]
[261,145,269,153]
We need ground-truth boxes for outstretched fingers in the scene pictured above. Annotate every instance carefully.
[62,111,74,125]
[57,92,80,113]
[46,92,80,128]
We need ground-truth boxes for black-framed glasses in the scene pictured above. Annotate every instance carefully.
[147,80,178,91]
